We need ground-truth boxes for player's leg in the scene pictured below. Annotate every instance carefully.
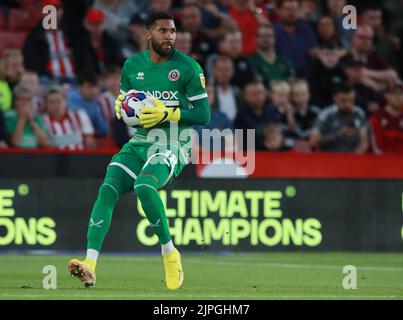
[68,163,136,287]
[134,151,184,290]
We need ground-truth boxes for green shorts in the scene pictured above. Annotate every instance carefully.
[108,141,186,186]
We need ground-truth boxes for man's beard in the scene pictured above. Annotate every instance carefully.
[151,38,173,57]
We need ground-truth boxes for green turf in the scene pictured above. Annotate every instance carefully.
[0,252,402,300]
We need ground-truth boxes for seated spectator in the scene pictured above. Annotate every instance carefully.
[248,24,295,88]
[23,0,75,83]
[316,15,344,49]
[361,4,401,74]
[149,0,173,12]
[325,0,352,49]
[93,0,144,43]
[67,72,108,137]
[207,30,255,89]
[342,56,382,115]
[42,85,96,150]
[212,56,240,123]
[273,0,318,76]
[98,65,120,134]
[290,79,320,140]
[340,25,398,93]
[306,44,346,108]
[0,49,25,112]
[180,4,216,67]
[310,84,369,153]
[234,80,279,150]
[72,8,125,74]
[0,110,8,148]
[194,83,234,151]
[369,82,403,154]
[228,0,268,55]
[175,30,192,56]
[122,13,148,58]
[19,71,45,113]
[268,80,296,133]
[4,84,50,149]
[261,123,294,151]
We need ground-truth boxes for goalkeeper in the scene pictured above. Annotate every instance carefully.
[68,11,210,290]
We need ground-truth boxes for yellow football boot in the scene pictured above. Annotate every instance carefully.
[68,258,96,288]
[162,248,184,290]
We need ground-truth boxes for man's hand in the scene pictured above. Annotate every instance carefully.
[139,96,181,129]
[114,94,125,120]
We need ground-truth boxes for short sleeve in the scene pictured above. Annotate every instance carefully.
[313,110,329,134]
[185,61,208,103]
[120,60,131,94]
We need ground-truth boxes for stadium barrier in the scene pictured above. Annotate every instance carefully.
[0,149,402,252]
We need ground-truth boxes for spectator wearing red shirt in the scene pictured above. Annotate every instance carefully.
[370,83,403,154]
[228,0,268,55]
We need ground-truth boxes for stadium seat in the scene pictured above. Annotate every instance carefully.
[0,31,27,54]
[7,8,42,31]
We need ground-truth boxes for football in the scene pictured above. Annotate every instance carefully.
[120,90,153,127]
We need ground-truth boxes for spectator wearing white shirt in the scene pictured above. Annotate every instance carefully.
[42,85,96,150]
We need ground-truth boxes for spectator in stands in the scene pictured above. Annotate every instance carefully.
[234,80,278,150]
[268,80,296,133]
[4,84,50,149]
[212,56,240,123]
[291,79,320,140]
[194,83,235,151]
[122,13,148,58]
[67,72,108,137]
[228,0,268,55]
[340,26,398,94]
[325,0,352,49]
[93,0,145,43]
[0,49,25,112]
[310,84,369,153]
[175,30,192,55]
[369,82,403,154]
[214,30,256,89]
[23,0,75,83]
[360,4,401,75]
[42,85,96,150]
[182,0,237,38]
[98,66,120,134]
[306,43,346,108]
[261,123,294,151]
[273,0,318,76]
[248,24,295,88]
[342,56,382,115]
[316,15,344,49]
[72,8,125,74]
[149,0,173,12]
[19,71,45,113]
[0,110,8,148]
[180,4,215,67]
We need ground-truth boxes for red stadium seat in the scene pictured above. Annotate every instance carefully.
[7,8,42,31]
[0,31,27,54]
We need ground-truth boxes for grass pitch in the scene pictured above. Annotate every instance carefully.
[0,252,402,300]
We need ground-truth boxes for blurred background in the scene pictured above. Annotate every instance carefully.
[0,0,402,253]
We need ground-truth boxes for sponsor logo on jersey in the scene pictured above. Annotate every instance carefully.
[199,73,206,89]
[136,72,144,80]
[145,90,178,100]
[168,69,180,81]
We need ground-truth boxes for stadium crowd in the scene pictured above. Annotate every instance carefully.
[0,0,402,154]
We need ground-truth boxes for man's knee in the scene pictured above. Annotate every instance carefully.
[134,175,158,201]
[97,179,120,202]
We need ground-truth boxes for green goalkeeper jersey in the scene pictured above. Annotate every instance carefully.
[120,49,208,164]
